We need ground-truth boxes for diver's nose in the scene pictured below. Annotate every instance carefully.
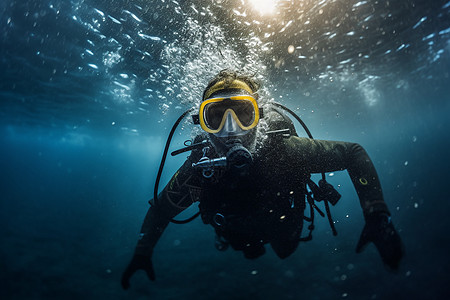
[223,111,238,133]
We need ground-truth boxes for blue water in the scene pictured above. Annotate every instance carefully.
[1,0,450,299]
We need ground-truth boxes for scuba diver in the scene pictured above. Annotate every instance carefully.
[121,69,404,289]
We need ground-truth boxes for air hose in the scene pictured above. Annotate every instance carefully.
[152,108,201,224]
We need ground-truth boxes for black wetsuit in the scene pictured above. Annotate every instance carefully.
[134,111,390,259]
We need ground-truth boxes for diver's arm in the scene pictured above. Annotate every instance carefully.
[283,137,403,269]
[264,111,388,216]
[122,157,201,289]
[133,193,180,257]
[285,137,389,216]
[135,162,200,256]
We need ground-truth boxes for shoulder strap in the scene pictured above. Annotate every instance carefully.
[264,106,298,137]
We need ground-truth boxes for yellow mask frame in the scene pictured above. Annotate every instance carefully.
[198,95,260,134]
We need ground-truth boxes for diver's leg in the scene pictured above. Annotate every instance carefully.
[243,241,266,259]
[270,237,299,259]
[270,217,303,259]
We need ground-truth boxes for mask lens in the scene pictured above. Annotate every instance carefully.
[204,99,255,130]
[203,101,228,130]
[230,100,255,127]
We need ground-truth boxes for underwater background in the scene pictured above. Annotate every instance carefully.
[1,0,449,299]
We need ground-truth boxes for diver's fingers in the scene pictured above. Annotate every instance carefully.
[121,266,134,290]
[377,231,405,271]
[145,263,156,281]
[355,228,371,253]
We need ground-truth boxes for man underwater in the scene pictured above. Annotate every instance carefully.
[121,70,404,289]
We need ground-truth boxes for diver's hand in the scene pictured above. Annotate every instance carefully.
[356,213,404,270]
[121,254,155,290]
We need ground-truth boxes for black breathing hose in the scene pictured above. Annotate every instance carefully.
[152,108,201,224]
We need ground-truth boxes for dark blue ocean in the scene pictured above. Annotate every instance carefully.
[1,0,449,299]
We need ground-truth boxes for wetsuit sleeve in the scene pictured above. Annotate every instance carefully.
[134,158,202,256]
[283,137,390,218]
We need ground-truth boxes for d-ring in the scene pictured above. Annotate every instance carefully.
[359,178,368,185]
[213,213,226,226]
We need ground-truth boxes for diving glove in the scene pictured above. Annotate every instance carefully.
[121,254,155,289]
[356,212,404,270]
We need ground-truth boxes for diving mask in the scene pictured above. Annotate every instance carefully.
[198,95,261,136]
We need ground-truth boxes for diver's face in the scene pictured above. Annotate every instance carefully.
[201,90,259,139]
[199,90,259,153]
[205,93,258,153]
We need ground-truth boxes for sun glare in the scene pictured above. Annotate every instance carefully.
[248,0,280,15]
